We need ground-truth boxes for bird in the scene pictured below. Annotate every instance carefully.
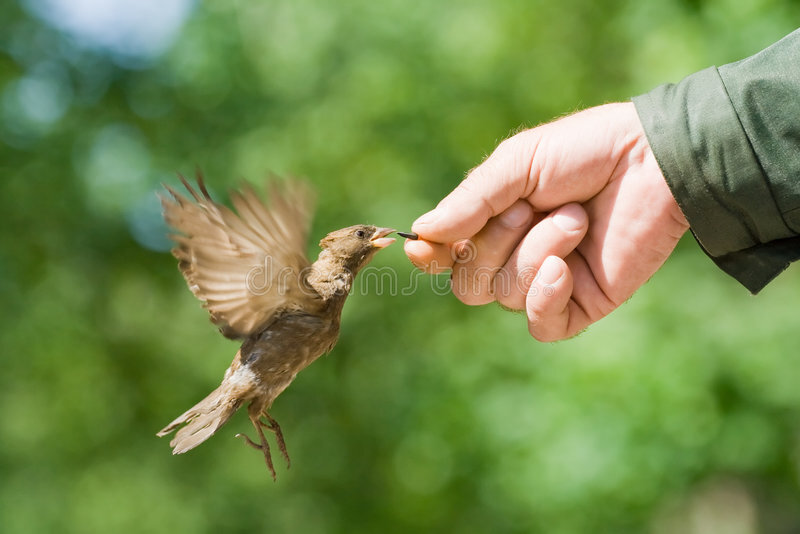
[156,174,396,479]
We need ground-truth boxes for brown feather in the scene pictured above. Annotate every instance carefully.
[160,176,318,339]
[157,385,244,454]
[157,176,396,478]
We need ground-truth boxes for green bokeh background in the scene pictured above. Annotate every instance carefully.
[3,1,800,532]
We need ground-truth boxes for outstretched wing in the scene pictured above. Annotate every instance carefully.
[161,174,317,339]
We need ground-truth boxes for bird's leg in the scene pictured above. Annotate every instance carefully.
[261,412,290,469]
[235,409,276,480]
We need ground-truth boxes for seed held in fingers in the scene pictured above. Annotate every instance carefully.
[397,231,419,240]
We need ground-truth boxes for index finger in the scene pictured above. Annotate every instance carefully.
[411,134,538,242]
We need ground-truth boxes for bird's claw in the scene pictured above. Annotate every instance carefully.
[261,413,291,469]
[236,426,276,481]
[235,432,261,450]
[237,411,291,480]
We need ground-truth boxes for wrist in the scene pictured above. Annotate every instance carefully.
[627,104,690,231]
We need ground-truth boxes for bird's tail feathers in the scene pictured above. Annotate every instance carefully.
[156,385,244,455]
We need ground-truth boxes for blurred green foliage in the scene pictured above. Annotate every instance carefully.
[2,0,800,532]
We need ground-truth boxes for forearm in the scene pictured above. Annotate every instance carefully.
[633,29,800,293]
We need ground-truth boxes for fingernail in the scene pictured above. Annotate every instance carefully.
[413,210,438,228]
[499,202,533,229]
[552,204,585,232]
[536,256,563,285]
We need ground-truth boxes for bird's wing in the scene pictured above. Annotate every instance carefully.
[161,175,317,339]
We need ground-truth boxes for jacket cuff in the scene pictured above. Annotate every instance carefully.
[633,67,791,293]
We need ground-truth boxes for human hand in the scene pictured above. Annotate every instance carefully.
[405,102,689,341]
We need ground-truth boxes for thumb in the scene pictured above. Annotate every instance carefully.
[411,103,638,243]
[411,134,538,242]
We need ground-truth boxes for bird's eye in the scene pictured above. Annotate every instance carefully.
[355,229,366,238]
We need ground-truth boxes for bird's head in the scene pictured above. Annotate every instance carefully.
[318,225,396,270]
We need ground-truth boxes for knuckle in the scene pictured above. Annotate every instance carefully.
[450,266,493,306]
[450,240,478,264]
[496,293,524,311]
[529,327,563,343]
[457,176,496,218]
[492,268,519,303]
[497,130,533,153]
[527,316,566,342]
[528,321,556,343]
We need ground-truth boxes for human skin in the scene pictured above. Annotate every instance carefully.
[405,102,690,341]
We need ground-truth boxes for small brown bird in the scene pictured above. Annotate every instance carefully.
[156,175,396,479]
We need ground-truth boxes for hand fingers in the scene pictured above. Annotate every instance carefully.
[450,200,535,305]
[411,133,538,242]
[403,239,453,273]
[410,104,639,245]
[524,157,688,342]
[495,203,588,310]
[404,201,540,275]
[525,255,591,342]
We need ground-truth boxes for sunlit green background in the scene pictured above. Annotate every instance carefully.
[3,1,800,532]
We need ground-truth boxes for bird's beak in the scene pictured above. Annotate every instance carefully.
[370,227,397,248]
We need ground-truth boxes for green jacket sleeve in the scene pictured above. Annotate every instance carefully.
[632,29,800,293]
